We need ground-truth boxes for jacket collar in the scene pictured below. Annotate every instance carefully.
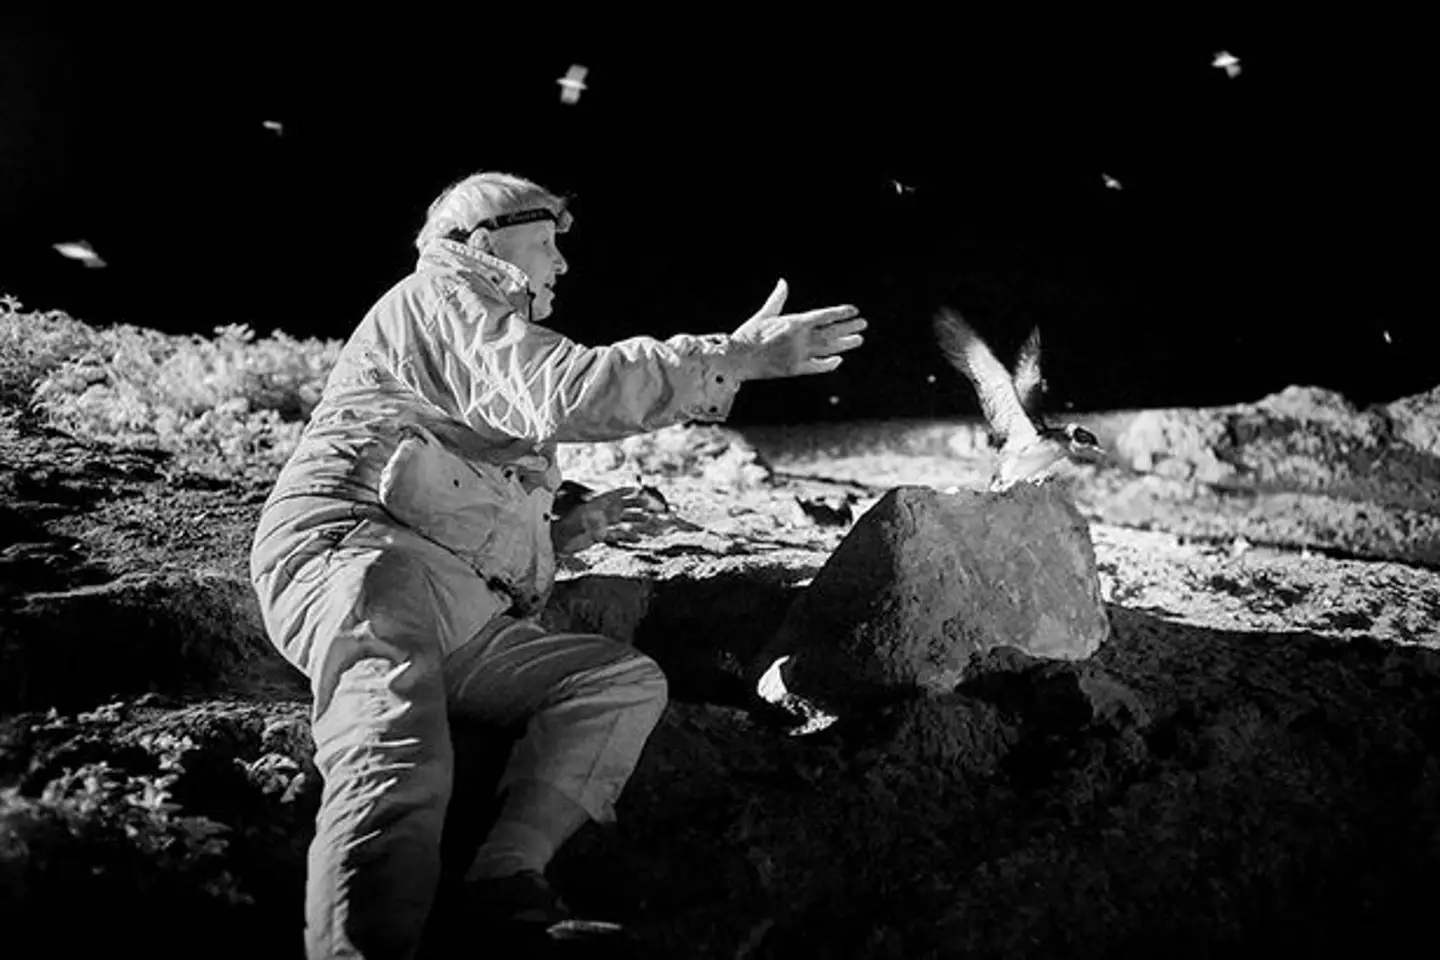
[417,238,534,315]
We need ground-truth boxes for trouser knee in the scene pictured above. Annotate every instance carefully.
[586,649,669,739]
[628,652,669,713]
[501,646,669,824]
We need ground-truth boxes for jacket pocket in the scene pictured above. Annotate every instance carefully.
[378,425,545,601]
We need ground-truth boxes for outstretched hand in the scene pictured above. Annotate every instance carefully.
[550,486,661,554]
[730,279,868,380]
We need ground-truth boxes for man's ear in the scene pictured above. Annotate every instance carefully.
[467,227,495,254]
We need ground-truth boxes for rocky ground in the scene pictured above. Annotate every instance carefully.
[2,383,1439,959]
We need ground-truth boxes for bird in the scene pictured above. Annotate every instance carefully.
[1102,173,1123,191]
[1212,51,1242,78]
[1011,325,1046,415]
[262,120,284,136]
[933,309,1107,492]
[795,492,857,527]
[557,64,589,104]
[52,240,106,269]
[888,179,916,196]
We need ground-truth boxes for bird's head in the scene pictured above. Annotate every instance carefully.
[1036,423,1107,462]
[1059,424,1108,463]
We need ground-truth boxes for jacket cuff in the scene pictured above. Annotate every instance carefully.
[672,334,748,423]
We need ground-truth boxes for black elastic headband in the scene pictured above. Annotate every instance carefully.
[446,205,572,243]
[479,208,562,231]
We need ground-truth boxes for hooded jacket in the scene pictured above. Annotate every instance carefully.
[256,237,748,621]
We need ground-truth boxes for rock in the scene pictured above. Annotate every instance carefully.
[1384,384,1440,458]
[1108,384,1440,521]
[1253,385,1367,429]
[752,484,1110,716]
[1112,406,1234,483]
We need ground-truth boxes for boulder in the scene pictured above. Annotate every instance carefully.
[753,483,1109,717]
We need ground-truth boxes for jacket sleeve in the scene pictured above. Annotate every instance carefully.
[413,282,752,444]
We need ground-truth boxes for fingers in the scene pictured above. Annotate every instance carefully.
[609,509,652,528]
[797,355,844,376]
[584,487,666,527]
[808,313,866,361]
[815,334,865,357]
[587,487,637,510]
[558,483,666,551]
[790,303,861,328]
[816,316,868,337]
[754,278,789,318]
[812,325,864,355]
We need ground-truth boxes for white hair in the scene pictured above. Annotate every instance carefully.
[413,171,570,253]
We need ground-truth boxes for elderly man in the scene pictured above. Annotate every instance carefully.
[249,171,867,958]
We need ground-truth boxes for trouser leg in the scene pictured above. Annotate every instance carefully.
[442,619,669,877]
[254,507,462,960]
[307,650,453,960]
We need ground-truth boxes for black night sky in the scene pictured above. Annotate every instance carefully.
[0,8,1431,425]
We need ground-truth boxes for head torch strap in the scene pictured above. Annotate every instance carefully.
[446,204,573,242]
[480,207,562,231]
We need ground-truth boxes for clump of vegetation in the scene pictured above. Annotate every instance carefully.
[0,294,342,481]
[0,709,253,948]
[0,295,99,410]
[0,762,246,898]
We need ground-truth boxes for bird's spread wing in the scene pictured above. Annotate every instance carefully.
[1012,327,1045,415]
[566,65,588,83]
[934,310,1039,449]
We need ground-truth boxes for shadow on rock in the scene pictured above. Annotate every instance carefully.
[545,603,1440,960]
[545,567,810,707]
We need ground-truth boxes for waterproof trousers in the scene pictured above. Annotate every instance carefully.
[249,496,668,960]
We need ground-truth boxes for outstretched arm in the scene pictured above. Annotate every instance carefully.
[434,279,867,444]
